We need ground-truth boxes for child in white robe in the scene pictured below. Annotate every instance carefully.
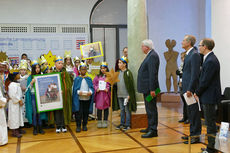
[7,73,24,138]
[0,83,7,146]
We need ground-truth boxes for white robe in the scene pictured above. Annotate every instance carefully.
[0,88,7,146]
[19,75,29,122]
[8,82,24,129]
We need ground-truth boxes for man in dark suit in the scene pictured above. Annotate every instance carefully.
[137,39,160,138]
[181,35,202,144]
[194,38,221,153]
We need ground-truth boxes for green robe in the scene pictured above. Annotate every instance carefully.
[112,69,137,112]
[53,68,73,125]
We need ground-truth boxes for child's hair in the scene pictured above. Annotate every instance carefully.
[21,53,28,59]
[31,64,41,75]
[98,66,109,77]
[64,57,74,68]
[119,59,128,68]
[8,73,17,82]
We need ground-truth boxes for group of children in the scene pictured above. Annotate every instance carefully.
[0,48,137,146]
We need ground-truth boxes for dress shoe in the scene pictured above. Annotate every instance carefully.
[140,128,149,133]
[33,126,38,135]
[201,147,218,153]
[184,120,189,124]
[12,129,22,138]
[178,118,186,123]
[184,137,200,144]
[38,126,45,134]
[82,126,87,131]
[76,127,81,133]
[141,131,158,138]
[181,136,188,140]
[19,128,26,134]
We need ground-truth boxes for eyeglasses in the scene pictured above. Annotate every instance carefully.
[198,45,204,47]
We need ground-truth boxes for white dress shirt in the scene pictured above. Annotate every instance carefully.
[203,51,213,63]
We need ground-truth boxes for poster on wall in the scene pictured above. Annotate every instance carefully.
[80,41,103,60]
[8,56,20,65]
[0,33,88,59]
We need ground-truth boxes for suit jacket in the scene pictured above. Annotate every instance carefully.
[182,47,201,94]
[195,52,221,104]
[137,49,160,94]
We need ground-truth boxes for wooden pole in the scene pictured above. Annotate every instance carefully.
[109,85,113,131]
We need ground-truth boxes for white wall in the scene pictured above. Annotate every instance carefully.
[0,0,97,60]
[0,0,97,24]
[212,0,230,92]
[147,0,206,92]
[91,0,127,24]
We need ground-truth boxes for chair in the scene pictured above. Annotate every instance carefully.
[218,87,230,123]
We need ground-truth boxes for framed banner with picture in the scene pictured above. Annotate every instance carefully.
[33,73,63,112]
[80,41,104,60]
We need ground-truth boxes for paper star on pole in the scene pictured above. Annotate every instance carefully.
[44,51,56,68]
[0,51,8,62]
[105,68,120,85]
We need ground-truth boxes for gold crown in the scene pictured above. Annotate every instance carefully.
[73,56,80,62]
[38,56,47,65]
[10,69,19,74]
[101,62,108,67]
[19,60,28,70]
[64,50,71,58]
[120,56,128,63]
[54,56,63,62]
[31,60,39,66]
[79,62,87,68]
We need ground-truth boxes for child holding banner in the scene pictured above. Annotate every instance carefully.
[25,61,46,135]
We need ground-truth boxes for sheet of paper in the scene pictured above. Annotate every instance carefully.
[219,122,229,140]
[196,97,201,111]
[183,93,197,106]
[99,80,106,91]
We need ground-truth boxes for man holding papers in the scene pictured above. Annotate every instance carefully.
[194,38,221,153]
[181,35,201,144]
[137,39,160,138]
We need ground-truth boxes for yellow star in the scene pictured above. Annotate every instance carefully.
[0,51,8,62]
[105,68,120,85]
[44,51,56,68]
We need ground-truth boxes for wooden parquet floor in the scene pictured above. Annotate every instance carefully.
[1,102,209,153]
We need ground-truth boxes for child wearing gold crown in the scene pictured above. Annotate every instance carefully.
[93,62,111,128]
[73,56,81,78]
[17,60,29,129]
[64,51,74,76]
[115,56,137,131]
[39,55,49,74]
[25,61,46,135]
[53,56,73,133]
[72,62,94,132]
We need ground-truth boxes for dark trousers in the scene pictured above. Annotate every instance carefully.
[32,94,42,126]
[97,108,109,121]
[181,93,188,120]
[75,100,90,127]
[144,93,158,131]
[187,103,201,136]
[54,110,65,128]
[203,104,217,152]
